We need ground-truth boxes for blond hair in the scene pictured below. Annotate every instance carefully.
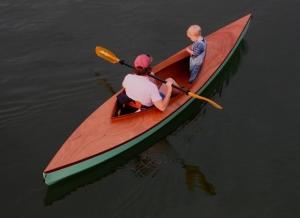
[187,25,202,36]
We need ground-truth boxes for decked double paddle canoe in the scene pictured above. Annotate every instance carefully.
[43,14,252,185]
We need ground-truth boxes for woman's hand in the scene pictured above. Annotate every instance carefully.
[153,79,174,112]
[166,80,173,92]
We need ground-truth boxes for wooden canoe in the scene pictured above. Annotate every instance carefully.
[43,14,252,185]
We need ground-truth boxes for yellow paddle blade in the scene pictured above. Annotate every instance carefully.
[95,46,120,64]
[188,92,223,110]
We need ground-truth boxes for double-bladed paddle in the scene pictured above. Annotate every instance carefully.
[95,46,223,110]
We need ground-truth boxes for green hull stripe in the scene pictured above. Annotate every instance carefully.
[44,21,250,185]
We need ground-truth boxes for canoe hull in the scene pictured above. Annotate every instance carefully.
[43,14,252,185]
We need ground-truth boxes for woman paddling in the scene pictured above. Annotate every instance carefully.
[117,54,179,114]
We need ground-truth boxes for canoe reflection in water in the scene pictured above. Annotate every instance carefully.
[44,40,247,205]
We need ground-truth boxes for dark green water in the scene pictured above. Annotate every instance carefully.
[1,0,299,217]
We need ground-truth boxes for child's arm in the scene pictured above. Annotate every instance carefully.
[185,46,193,55]
[192,42,205,57]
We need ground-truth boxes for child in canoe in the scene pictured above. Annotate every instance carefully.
[186,25,207,83]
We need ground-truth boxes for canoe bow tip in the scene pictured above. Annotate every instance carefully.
[245,13,253,20]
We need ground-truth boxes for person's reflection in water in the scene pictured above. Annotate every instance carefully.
[131,139,216,195]
[182,163,216,195]
[131,153,161,177]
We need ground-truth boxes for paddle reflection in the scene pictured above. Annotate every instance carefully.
[183,164,216,195]
[94,70,116,94]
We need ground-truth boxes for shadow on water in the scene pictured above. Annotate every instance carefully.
[44,40,247,205]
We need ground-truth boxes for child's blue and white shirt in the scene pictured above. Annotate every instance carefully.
[189,38,206,83]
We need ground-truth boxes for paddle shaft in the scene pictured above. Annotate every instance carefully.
[119,61,189,94]
[95,46,222,109]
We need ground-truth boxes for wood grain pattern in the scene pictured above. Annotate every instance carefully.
[44,14,252,173]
